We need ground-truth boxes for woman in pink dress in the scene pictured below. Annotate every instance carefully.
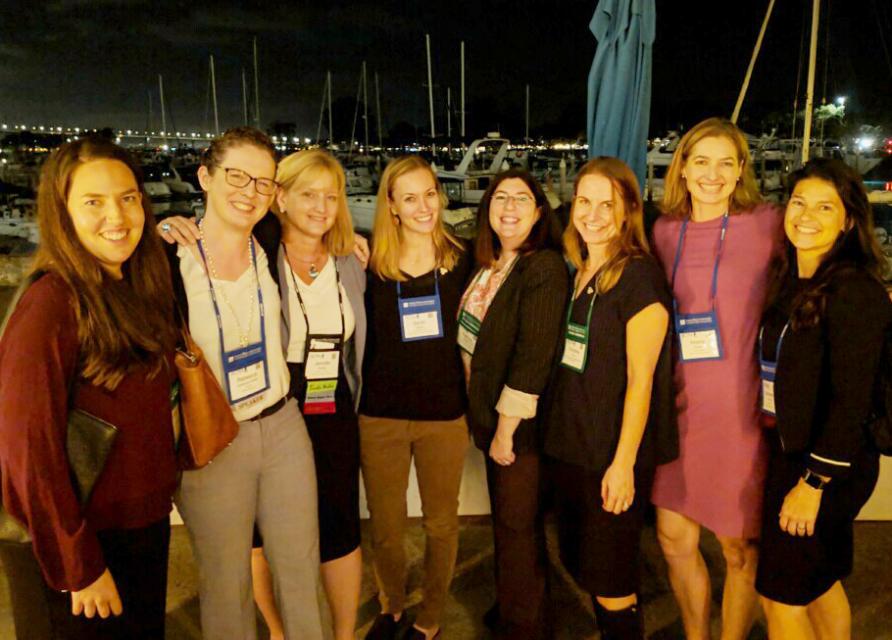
[650,117,783,639]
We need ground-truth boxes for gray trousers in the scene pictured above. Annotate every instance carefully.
[176,398,324,640]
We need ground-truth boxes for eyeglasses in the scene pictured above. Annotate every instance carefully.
[491,192,534,207]
[219,167,278,196]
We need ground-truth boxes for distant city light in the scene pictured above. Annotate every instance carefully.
[857,137,875,151]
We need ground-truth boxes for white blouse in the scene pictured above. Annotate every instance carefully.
[178,242,290,422]
[283,255,355,363]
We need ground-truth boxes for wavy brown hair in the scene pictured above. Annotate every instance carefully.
[564,157,650,294]
[660,117,761,218]
[32,137,178,389]
[767,158,887,329]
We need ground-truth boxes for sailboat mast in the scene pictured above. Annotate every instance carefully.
[253,37,261,128]
[801,0,820,163]
[460,41,466,139]
[349,66,362,156]
[317,74,327,144]
[447,87,452,139]
[147,90,153,135]
[242,68,249,126]
[426,34,436,150]
[375,71,383,147]
[210,55,220,135]
[731,0,776,123]
[158,74,168,146]
[363,61,369,152]
[328,71,333,146]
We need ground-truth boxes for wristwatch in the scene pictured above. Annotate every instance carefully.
[802,469,829,490]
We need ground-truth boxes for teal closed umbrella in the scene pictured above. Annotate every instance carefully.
[586,0,656,188]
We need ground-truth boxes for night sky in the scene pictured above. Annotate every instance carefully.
[1,0,890,140]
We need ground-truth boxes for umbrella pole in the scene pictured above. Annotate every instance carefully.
[801,0,821,164]
[731,0,776,124]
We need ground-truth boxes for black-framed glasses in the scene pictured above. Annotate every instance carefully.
[220,167,278,195]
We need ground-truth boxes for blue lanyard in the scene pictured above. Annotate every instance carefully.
[396,268,440,299]
[758,321,790,366]
[670,212,729,308]
[196,236,266,353]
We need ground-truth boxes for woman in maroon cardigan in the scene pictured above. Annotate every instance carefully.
[0,138,179,639]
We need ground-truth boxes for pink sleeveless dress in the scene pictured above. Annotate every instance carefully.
[650,204,783,538]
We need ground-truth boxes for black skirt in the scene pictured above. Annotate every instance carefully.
[549,457,654,598]
[755,432,879,605]
[253,362,360,563]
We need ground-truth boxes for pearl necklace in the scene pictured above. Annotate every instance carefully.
[199,222,256,347]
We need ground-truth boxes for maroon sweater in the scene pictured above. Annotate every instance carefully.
[0,273,177,591]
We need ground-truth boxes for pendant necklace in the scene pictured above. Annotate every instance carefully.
[291,249,327,280]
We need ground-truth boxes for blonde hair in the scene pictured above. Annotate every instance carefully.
[272,149,355,257]
[660,117,761,218]
[564,157,650,294]
[369,155,463,281]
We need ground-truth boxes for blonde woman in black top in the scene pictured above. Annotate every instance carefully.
[543,158,677,639]
[459,169,569,639]
[756,159,891,639]
[361,156,472,640]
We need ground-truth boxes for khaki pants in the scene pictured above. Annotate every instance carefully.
[359,414,469,629]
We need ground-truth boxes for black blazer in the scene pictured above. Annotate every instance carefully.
[467,249,570,453]
[769,267,892,478]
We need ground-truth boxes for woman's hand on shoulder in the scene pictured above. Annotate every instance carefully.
[353,234,370,270]
[70,568,122,619]
[158,216,200,246]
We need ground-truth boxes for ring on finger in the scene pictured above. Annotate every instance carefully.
[161,222,171,232]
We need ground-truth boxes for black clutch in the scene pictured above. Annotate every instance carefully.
[0,408,119,544]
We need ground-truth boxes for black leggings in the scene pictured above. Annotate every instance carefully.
[0,517,170,640]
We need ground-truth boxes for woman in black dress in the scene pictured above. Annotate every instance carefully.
[544,157,677,639]
[755,158,891,638]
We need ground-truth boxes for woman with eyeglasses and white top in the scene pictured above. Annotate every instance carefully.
[459,169,569,640]
[162,127,324,640]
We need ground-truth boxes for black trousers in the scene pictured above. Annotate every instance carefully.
[485,451,548,640]
[0,517,170,640]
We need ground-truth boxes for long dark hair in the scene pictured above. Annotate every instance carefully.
[475,168,562,267]
[767,158,887,328]
[32,137,178,389]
